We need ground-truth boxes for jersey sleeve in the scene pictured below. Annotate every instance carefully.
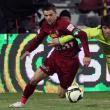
[25,29,47,52]
[82,26,100,39]
[75,29,91,57]
[65,22,91,57]
[59,35,74,45]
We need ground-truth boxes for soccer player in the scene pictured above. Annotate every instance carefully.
[84,15,110,74]
[9,3,91,108]
[60,10,71,22]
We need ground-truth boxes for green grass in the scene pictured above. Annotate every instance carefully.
[0,92,110,110]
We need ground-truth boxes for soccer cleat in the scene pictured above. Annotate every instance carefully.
[9,101,25,108]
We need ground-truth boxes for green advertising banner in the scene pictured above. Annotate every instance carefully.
[0,34,110,93]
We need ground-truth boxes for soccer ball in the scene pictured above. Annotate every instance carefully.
[65,85,83,103]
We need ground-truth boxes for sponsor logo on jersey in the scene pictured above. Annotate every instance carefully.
[67,24,75,32]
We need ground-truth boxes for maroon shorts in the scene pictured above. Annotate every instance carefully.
[40,49,80,89]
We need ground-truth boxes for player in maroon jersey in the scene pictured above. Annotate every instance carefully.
[9,3,91,108]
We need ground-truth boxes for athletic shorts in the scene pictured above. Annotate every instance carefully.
[40,49,80,89]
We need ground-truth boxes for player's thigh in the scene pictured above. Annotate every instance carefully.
[59,58,80,89]
[30,68,48,84]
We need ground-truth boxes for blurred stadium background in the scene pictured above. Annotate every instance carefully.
[0,0,110,33]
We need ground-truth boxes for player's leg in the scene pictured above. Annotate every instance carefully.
[57,79,79,98]
[9,68,48,108]
[57,81,79,98]
[57,56,80,98]
[57,85,66,98]
[71,78,79,86]
[21,68,48,103]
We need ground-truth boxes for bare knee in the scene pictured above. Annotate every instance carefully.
[30,79,37,85]
[30,68,48,85]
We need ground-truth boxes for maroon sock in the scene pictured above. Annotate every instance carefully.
[20,83,36,104]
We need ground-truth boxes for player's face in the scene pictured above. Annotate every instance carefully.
[43,10,57,25]
[102,26,110,38]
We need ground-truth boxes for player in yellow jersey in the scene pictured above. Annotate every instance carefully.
[83,15,110,74]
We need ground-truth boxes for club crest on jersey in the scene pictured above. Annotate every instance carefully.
[50,30,59,38]
[67,24,75,32]
[50,34,58,38]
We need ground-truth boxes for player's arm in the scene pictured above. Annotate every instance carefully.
[58,35,74,45]
[21,29,47,60]
[58,26,100,44]
[82,27,100,39]
[48,35,74,46]
[25,23,49,52]
[65,23,91,66]
[63,23,90,56]
[75,29,90,56]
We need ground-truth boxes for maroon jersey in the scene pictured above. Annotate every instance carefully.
[26,17,90,57]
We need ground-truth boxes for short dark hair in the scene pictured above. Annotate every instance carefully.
[101,15,110,26]
[60,10,71,20]
[42,3,56,12]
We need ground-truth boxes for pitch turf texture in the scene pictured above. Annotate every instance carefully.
[0,92,110,110]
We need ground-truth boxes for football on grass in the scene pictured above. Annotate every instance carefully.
[65,85,83,103]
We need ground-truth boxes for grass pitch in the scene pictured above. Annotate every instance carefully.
[0,92,110,110]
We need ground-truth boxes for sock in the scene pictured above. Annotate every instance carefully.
[20,96,27,104]
[20,82,36,104]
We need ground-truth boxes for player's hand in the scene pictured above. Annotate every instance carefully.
[48,38,59,46]
[83,57,91,67]
[21,51,30,60]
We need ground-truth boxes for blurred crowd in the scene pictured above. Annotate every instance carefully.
[0,0,110,33]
